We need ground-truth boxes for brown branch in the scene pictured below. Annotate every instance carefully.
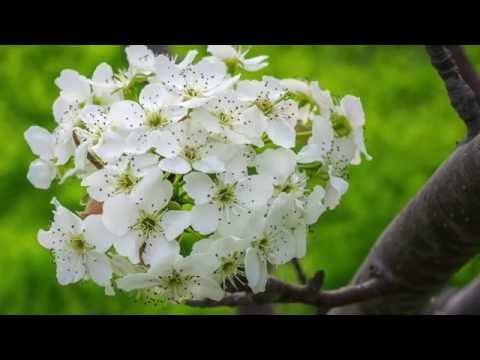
[328,46,480,315]
[426,45,480,140]
[187,272,387,313]
[292,258,307,285]
[447,46,480,102]
[72,131,104,170]
[434,277,480,315]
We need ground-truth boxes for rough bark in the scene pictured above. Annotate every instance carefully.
[331,46,480,314]
[436,277,480,314]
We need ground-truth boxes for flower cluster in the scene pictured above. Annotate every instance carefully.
[25,45,371,303]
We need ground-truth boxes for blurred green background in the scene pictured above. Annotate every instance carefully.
[2,45,480,314]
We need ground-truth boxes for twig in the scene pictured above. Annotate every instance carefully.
[291,258,308,285]
[426,45,480,140]
[72,131,104,170]
[447,45,480,102]
[187,273,387,313]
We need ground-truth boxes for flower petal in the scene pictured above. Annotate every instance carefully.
[102,194,139,236]
[183,172,215,205]
[161,211,191,241]
[86,251,113,287]
[83,214,115,252]
[190,203,220,235]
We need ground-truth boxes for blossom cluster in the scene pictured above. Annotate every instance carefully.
[25,45,371,303]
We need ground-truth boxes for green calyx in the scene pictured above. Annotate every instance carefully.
[331,112,352,138]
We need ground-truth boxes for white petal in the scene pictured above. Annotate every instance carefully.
[183,172,215,205]
[294,225,307,259]
[132,171,172,212]
[143,235,180,266]
[125,45,155,73]
[242,56,269,72]
[297,143,324,164]
[113,230,144,264]
[55,69,91,103]
[266,118,296,149]
[86,251,112,287]
[236,175,274,209]
[94,130,126,163]
[177,50,199,69]
[190,108,222,133]
[27,159,56,189]
[341,95,365,128]
[160,211,191,241]
[159,156,191,174]
[52,198,83,234]
[194,277,224,301]
[245,247,267,294]
[325,175,349,209]
[256,148,296,185]
[149,130,181,158]
[207,45,237,59]
[108,100,145,130]
[193,155,225,174]
[38,229,65,250]
[125,129,151,154]
[238,106,268,138]
[139,83,169,112]
[83,214,115,252]
[305,185,327,225]
[266,227,297,265]
[54,249,85,285]
[81,169,112,202]
[190,203,220,235]
[24,126,54,160]
[117,273,158,291]
[102,194,139,236]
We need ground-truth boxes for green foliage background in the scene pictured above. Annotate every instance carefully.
[1,45,479,314]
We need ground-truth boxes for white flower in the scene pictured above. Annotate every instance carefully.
[207,45,268,72]
[125,45,156,75]
[149,119,227,174]
[183,171,274,235]
[237,77,299,148]
[24,126,74,189]
[101,169,189,266]
[244,193,307,293]
[192,235,249,290]
[152,55,239,109]
[117,253,223,303]
[37,199,114,289]
[297,114,334,165]
[191,90,267,146]
[298,94,371,169]
[81,153,159,202]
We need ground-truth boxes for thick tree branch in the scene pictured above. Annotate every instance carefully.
[434,277,480,314]
[447,46,480,102]
[188,273,387,313]
[426,45,480,140]
[329,46,480,315]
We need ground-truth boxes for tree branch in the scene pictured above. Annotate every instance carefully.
[447,45,480,102]
[434,276,480,314]
[72,131,104,170]
[426,45,480,140]
[292,258,307,285]
[329,46,480,315]
[188,272,387,313]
